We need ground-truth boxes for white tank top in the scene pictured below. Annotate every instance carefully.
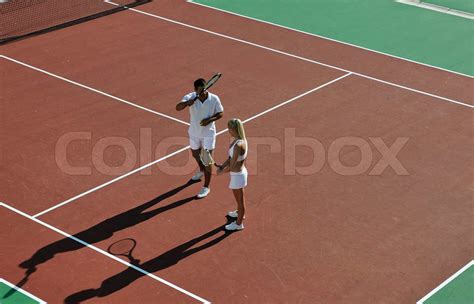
[229,139,248,161]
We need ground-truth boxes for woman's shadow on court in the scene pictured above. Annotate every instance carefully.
[6,180,199,300]
[64,223,233,303]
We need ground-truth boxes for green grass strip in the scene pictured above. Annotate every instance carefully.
[193,0,474,76]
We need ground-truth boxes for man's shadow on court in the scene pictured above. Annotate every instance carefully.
[6,180,199,300]
[64,223,233,303]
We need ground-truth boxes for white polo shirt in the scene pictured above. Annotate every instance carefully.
[182,92,224,138]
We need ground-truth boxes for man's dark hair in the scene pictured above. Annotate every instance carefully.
[194,78,207,89]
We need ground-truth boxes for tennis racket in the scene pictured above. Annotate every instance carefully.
[200,148,215,167]
[108,238,140,265]
[191,73,222,101]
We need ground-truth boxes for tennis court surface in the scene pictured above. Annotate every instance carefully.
[1,0,472,303]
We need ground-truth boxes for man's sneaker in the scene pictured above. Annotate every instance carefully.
[227,210,238,218]
[191,171,204,181]
[225,221,244,231]
[197,187,210,198]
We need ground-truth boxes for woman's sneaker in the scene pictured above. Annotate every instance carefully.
[227,210,245,219]
[227,210,238,218]
[225,221,244,231]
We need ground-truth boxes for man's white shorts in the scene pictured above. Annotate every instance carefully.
[189,135,216,151]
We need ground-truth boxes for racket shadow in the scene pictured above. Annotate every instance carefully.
[65,221,234,303]
[107,238,141,266]
[17,179,200,288]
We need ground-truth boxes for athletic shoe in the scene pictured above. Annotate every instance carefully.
[227,210,245,219]
[197,187,210,198]
[191,171,204,181]
[227,210,238,218]
[225,221,244,231]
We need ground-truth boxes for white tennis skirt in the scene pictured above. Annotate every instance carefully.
[229,167,248,189]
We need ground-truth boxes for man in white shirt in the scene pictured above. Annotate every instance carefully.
[176,78,224,198]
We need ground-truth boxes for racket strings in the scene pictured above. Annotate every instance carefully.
[200,149,215,166]
[204,73,222,91]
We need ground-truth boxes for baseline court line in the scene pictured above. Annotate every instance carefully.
[105,2,473,108]
[0,202,210,304]
[0,278,47,304]
[188,0,473,77]
[417,260,474,304]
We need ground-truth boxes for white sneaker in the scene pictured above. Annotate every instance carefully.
[225,221,244,231]
[191,171,204,181]
[227,210,245,219]
[197,187,210,198]
[227,210,238,218]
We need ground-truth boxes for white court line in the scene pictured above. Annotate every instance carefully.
[215,73,352,135]
[0,278,47,304]
[34,73,350,217]
[33,145,190,218]
[396,0,474,20]
[417,260,474,304]
[243,73,352,123]
[0,202,210,304]
[188,0,473,78]
[105,2,473,109]
[0,55,190,126]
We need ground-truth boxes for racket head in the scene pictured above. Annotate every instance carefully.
[108,238,137,256]
[200,148,215,166]
[203,73,222,91]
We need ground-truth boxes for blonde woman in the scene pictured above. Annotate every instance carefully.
[216,119,248,231]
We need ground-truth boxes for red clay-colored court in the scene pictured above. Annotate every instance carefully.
[1,1,472,303]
